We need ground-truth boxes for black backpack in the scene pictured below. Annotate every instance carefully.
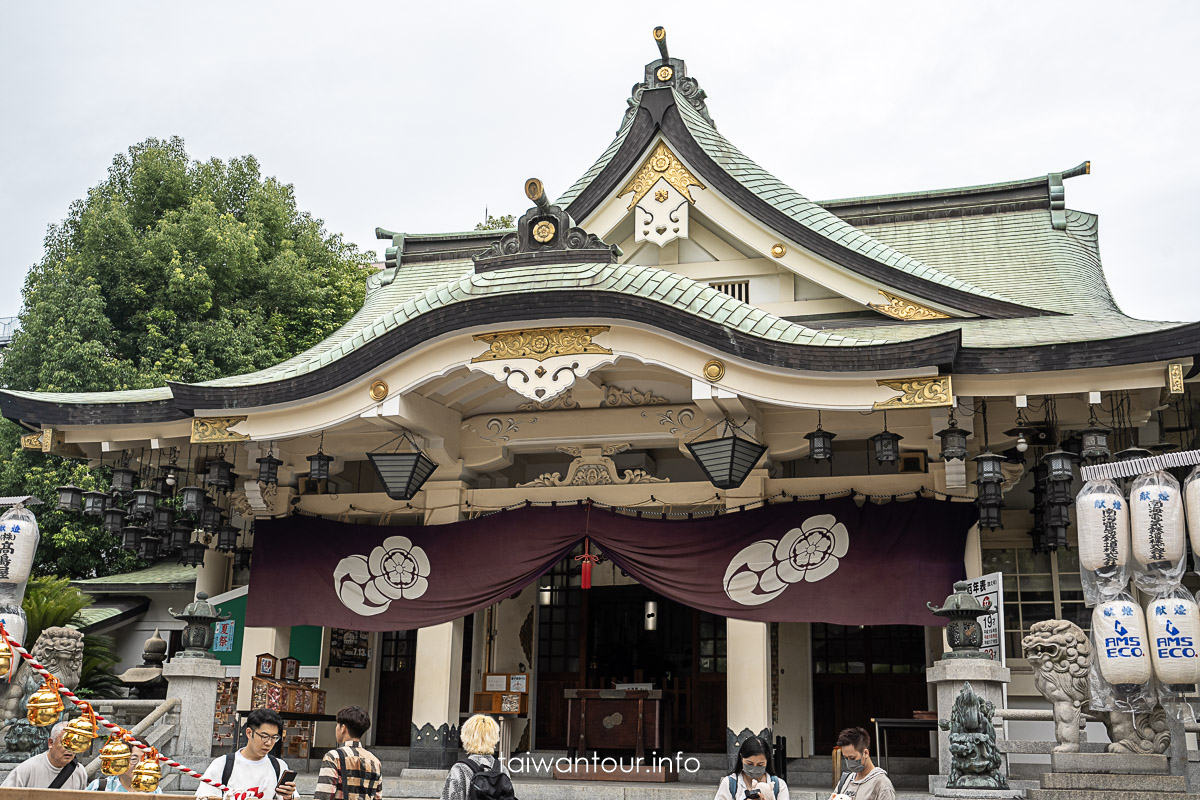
[460,758,516,800]
[222,752,281,787]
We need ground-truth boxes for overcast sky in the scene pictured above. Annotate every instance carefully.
[2,2,1197,323]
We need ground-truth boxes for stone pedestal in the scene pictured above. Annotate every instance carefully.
[927,657,1011,779]
[163,655,225,777]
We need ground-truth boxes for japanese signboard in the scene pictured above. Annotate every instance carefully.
[968,571,1005,664]
[213,620,235,652]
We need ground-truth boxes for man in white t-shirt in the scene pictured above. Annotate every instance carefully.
[196,709,296,799]
[0,720,86,790]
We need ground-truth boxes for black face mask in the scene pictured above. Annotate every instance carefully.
[841,757,863,773]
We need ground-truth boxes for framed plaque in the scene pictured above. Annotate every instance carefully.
[281,656,301,682]
[255,652,278,679]
[509,674,528,693]
[484,673,507,692]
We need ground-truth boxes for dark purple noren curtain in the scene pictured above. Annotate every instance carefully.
[246,498,975,631]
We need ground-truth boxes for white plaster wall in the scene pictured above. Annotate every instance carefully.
[106,591,191,672]
[487,585,538,750]
[776,622,812,757]
[314,628,380,748]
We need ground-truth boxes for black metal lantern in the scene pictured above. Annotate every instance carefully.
[977,481,1004,506]
[200,501,222,533]
[803,411,836,461]
[973,452,1005,483]
[138,535,161,562]
[978,504,1003,531]
[368,432,439,501]
[215,524,239,553]
[179,486,206,516]
[233,547,253,571]
[168,591,229,658]
[205,457,235,491]
[928,581,998,658]
[161,462,183,489]
[685,419,767,490]
[1047,502,1071,529]
[167,523,192,554]
[55,485,84,513]
[120,525,145,552]
[1046,479,1074,505]
[150,505,175,534]
[83,490,108,517]
[110,467,137,496]
[129,488,160,520]
[869,415,903,465]
[151,475,172,497]
[1042,450,1076,482]
[307,451,334,482]
[936,418,968,462]
[102,507,127,535]
[256,451,283,485]
[1079,426,1111,461]
[178,540,207,568]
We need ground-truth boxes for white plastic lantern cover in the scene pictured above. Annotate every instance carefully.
[1076,479,1130,605]
[1130,471,1185,590]
[0,606,26,682]
[1092,598,1152,686]
[1147,590,1200,688]
[1185,466,1200,560]
[0,506,39,585]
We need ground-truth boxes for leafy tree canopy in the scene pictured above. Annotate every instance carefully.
[474,214,515,231]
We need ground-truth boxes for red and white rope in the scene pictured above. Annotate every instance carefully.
[0,623,229,794]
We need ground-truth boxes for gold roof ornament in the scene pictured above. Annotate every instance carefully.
[868,291,951,321]
[617,142,705,210]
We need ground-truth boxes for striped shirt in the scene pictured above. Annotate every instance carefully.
[314,741,383,800]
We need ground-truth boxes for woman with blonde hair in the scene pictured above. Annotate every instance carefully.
[440,714,513,800]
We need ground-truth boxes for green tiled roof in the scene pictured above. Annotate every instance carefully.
[1,387,172,404]
[74,562,197,589]
[71,606,123,629]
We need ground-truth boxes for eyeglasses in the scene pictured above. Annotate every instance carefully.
[251,730,282,744]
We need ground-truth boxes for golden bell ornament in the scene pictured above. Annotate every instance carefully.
[0,629,12,677]
[60,702,101,753]
[99,732,133,776]
[130,749,162,793]
[25,677,64,726]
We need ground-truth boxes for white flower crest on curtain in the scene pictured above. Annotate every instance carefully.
[723,514,849,606]
[334,535,430,616]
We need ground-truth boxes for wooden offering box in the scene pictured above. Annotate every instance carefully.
[472,672,528,715]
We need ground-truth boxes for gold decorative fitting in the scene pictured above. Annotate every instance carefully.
[770,243,787,258]
[471,326,612,363]
[99,733,133,776]
[60,702,100,753]
[868,290,951,321]
[653,26,666,41]
[702,359,726,382]
[524,178,544,202]
[1168,363,1185,395]
[873,376,954,410]
[130,751,163,793]
[18,429,84,458]
[657,65,674,81]
[26,676,64,726]
[369,380,389,402]
[190,416,249,444]
[654,189,669,202]
[617,142,705,209]
[532,220,556,243]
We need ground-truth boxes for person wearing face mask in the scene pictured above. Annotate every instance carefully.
[831,727,895,800]
[714,736,789,800]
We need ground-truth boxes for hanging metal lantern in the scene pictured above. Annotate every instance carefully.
[1047,502,1071,530]
[102,507,127,535]
[869,429,903,465]
[150,506,175,534]
[200,501,222,533]
[205,457,235,491]
[803,411,836,461]
[935,418,968,462]
[368,433,439,501]
[179,540,207,568]
[685,419,767,490]
[138,534,161,562]
[55,485,83,513]
[99,732,133,776]
[120,525,145,552]
[215,524,239,553]
[308,451,334,482]
[110,467,137,496]
[1046,479,1074,505]
[151,475,172,497]
[179,486,206,516]
[130,750,163,792]
[257,452,283,485]
[1116,447,1153,463]
[161,463,183,489]
[977,481,1004,506]
[83,490,108,517]
[1043,450,1076,482]
[60,702,100,753]
[1080,414,1111,461]
[233,547,253,571]
[26,675,64,726]
[978,504,1002,530]
[1029,506,1048,553]
[128,488,160,520]
[973,452,1005,483]
[167,524,192,554]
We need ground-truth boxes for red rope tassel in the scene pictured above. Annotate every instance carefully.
[575,537,598,589]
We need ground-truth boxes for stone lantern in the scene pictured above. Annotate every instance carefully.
[168,592,229,659]
[928,580,996,659]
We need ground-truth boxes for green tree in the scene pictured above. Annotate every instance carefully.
[0,136,373,578]
[21,576,122,699]
[474,214,515,231]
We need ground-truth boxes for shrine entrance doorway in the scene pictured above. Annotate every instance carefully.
[375,629,417,746]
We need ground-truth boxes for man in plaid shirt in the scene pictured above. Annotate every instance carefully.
[314,706,384,800]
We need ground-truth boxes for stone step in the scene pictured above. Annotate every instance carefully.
[1028,791,1200,800]
[1051,752,1169,775]
[1040,773,1187,792]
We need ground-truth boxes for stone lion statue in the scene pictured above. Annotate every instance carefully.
[1022,619,1170,754]
[0,627,85,761]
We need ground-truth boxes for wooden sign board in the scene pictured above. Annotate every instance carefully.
[472,691,528,715]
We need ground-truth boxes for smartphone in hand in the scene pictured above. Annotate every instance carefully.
[279,769,297,784]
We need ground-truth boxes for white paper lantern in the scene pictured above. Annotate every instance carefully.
[0,507,40,585]
[1077,480,1130,573]
[1130,472,1184,568]
[1093,599,1152,686]
[1147,595,1200,688]
[1185,467,1200,555]
[0,608,25,682]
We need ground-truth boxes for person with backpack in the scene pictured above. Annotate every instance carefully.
[86,744,162,792]
[313,706,383,799]
[440,714,515,800]
[714,736,789,800]
[195,708,296,799]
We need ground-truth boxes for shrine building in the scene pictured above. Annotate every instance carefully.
[3,28,1198,771]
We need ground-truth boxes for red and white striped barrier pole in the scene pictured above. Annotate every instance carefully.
[0,622,229,795]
